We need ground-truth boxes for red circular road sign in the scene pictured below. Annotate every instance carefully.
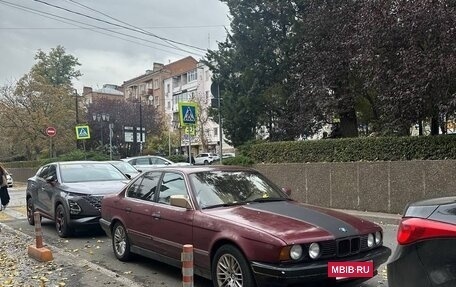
[46,126,57,137]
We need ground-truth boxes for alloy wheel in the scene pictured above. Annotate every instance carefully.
[216,253,243,287]
[114,225,127,256]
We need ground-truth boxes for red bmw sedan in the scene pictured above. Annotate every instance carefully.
[100,166,391,286]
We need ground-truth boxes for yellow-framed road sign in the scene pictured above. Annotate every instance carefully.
[75,125,91,140]
[178,102,197,126]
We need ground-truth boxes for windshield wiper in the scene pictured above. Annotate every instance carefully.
[247,197,289,203]
[203,202,246,209]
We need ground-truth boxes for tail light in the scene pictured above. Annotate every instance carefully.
[397,217,456,245]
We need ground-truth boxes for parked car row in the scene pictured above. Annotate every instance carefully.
[24,160,456,287]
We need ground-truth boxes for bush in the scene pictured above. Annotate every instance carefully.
[168,154,187,163]
[221,155,255,166]
[249,135,456,163]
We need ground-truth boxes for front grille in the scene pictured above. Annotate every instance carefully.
[82,195,103,211]
[319,241,336,258]
[337,237,361,257]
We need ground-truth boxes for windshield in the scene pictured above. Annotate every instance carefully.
[60,163,127,183]
[189,171,286,209]
[111,162,138,173]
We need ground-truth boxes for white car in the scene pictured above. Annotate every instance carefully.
[6,172,13,187]
[194,153,220,165]
[222,153,236,159]
[121,155,190,171]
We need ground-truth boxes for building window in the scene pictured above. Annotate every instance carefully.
[187,69,197,82]
[167,101,170,109]
[205,70,210,81]
[214,128,218,137]
[154,79,159,89]
[167,84,170,93]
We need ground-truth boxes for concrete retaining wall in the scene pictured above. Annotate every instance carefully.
[9,160,456,214]
[254,160,456,214]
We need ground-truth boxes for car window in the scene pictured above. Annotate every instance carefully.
[136,158,150,165]
[158,172,187,205]
[127,172,161,201]
[152,157,168,165]
[37,165,50,179]
[59,163,126,182]
[189,171,285,208]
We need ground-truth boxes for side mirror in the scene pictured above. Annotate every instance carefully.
[45,175,57,183]
[282,187,292,197]
[124,174,132,180]
[170,195,192,209]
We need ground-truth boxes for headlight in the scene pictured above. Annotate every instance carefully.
[290,245,302,260]
[367,233,375,247]
[68,200,82,215]
[308,243,320,259]
[375,231,382,245]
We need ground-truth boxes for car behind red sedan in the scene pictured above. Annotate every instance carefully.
[100,166,390,287]
[387,196,456,287]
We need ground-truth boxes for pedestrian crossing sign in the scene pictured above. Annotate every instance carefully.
[75,125,91,140]
[178,102,197,126]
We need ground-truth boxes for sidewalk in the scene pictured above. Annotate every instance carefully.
[0,222,144,287]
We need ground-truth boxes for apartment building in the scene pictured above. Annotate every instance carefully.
[81,84,124,106]
[121,56,198,114]
[164,61,233,155]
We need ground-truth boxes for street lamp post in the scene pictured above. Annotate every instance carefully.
[73,89,79,149]
[139,97,143,155]
[92,113,111,158]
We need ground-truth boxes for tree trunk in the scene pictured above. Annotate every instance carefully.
[339,109,359,137]
[430,111,440,135]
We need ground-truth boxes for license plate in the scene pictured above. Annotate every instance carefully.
[328,261,374,279]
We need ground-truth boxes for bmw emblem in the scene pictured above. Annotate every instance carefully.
[339,227,348,233]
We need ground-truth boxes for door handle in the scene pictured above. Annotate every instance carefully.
[151,212,160,219]
[125,207,132,212]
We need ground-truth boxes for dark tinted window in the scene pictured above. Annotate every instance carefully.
[128,172,161,201]
[158,172,187,205]
[37,165,56,179]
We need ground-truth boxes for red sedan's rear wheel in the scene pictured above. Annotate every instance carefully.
[212,245,255,287]
[112,222,131,261]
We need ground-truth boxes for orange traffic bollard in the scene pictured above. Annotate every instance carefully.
[181,244,193,287]
[27,211,53,262]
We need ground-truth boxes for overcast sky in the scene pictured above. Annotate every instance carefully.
[0,0,231,93]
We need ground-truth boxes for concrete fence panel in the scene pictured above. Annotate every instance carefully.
[255,160,456,214]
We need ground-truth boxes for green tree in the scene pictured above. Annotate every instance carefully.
[356,0,456,135]
[0,46,81,160]
[32,45,81,87]
[290,0,363,138]
[206,0,300,146]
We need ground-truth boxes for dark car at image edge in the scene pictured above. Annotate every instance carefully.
[26,161,130,237]
[387,196,456,287]
[99,165,391,287]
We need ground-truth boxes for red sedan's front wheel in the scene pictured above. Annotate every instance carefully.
[212,245,256,287]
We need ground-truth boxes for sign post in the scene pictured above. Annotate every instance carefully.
[45,126,56,158]
[178,102,198,164]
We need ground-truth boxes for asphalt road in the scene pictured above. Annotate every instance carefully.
[1,186,398,287]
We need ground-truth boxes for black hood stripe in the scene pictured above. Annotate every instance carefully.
[246,201,359,238]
